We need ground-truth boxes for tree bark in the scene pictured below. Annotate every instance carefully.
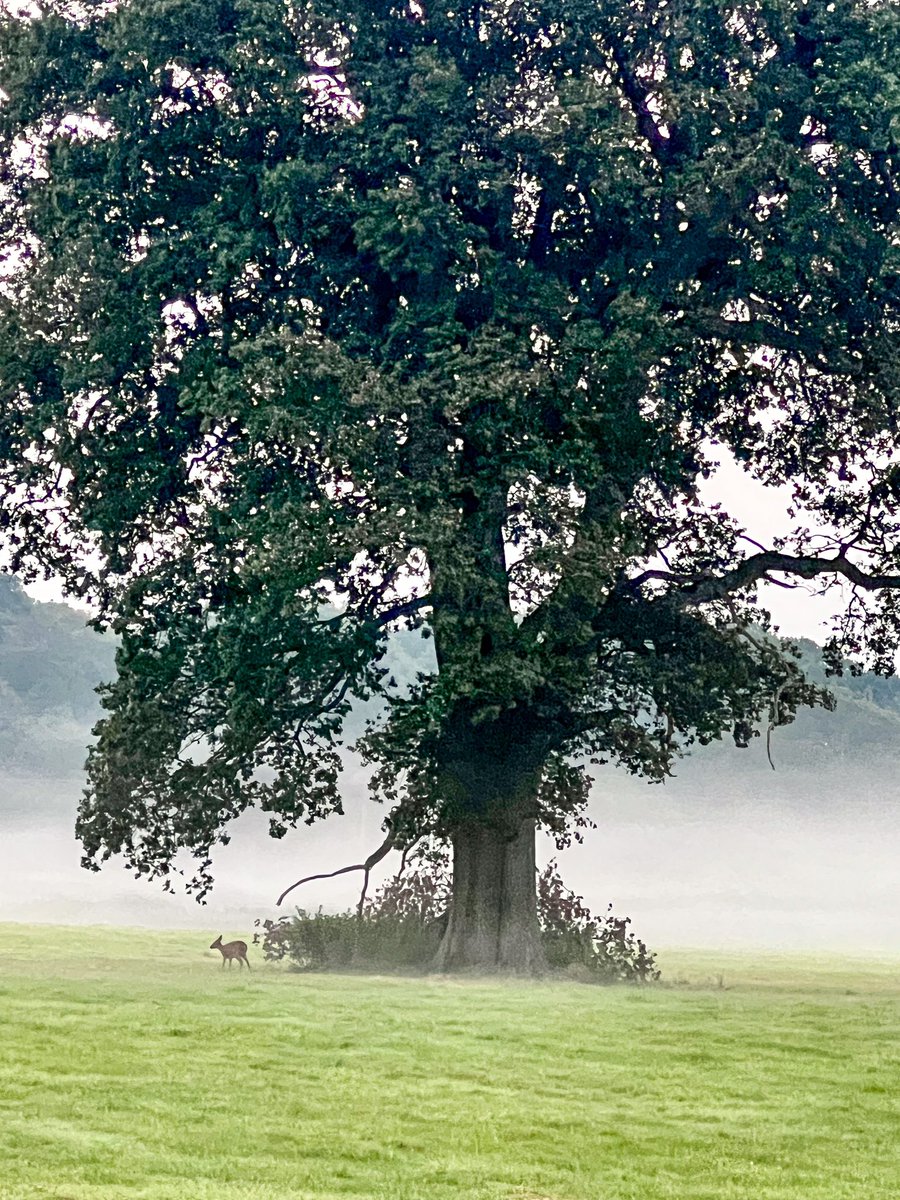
[433,816,547,974]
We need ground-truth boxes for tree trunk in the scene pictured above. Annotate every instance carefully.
[433,816,547,974]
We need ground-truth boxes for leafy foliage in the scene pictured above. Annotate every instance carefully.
[1,0,899,905]
[258,847,657,981]
[256,906,442,972]
[538,858,659,982]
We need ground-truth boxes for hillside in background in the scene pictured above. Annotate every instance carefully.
[0,575,115,775]
[2,571,900,788]
[673,637,900,777]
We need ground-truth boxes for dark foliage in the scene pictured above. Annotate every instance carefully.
[538,858,659,982]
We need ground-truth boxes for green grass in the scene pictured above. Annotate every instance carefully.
[1,925,899,1200]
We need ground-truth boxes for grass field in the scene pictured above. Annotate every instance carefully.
[1,924,898,1200]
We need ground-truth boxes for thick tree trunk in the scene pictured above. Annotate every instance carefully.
[433,817,547,974]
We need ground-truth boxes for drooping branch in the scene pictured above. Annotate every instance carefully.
[766,681,790,771]
[275,828,398,914]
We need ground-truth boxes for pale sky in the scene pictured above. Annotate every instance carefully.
[697,452,843,640]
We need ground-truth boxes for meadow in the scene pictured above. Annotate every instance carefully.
[1,924,898,1200]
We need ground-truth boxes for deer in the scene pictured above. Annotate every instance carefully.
[210,935,251,969]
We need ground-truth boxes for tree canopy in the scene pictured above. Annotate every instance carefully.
[1,0,899,967]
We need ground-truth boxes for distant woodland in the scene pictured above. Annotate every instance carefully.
[0,575,114,774]
[1,572,899,787]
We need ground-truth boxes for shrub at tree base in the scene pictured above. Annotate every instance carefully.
[256,855,659,983]
[257,908,442,973]
[538,860,659,983]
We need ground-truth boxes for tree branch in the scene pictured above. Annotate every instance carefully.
[397,836,422,876]
[628,551,900,607]
[599,31,682,168]
[372,594,433,628]
[316,593,431,633]
[275,828,397,911]
[680,309,867,378]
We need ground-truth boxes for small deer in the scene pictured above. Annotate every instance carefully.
[210,935,251,970]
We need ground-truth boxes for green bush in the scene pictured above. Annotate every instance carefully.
[257,907,442,972]
[538,859,660,983]
[257,849,658,982]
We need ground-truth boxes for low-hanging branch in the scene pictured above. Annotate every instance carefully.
[275,828,398,915]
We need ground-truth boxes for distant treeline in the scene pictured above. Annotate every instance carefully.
[0,575,114,772]
[1,573,899,780]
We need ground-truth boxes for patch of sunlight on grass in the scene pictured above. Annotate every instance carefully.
[1,924,899,1200]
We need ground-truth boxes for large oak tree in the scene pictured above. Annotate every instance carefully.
[1,0,899,970]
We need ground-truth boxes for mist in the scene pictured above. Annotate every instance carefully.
[4,729,898,953]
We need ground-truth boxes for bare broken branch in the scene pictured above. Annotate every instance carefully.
[276,828,397,909]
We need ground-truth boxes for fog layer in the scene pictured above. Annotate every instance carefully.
[1,574,898,952]
[4,744,898,953]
